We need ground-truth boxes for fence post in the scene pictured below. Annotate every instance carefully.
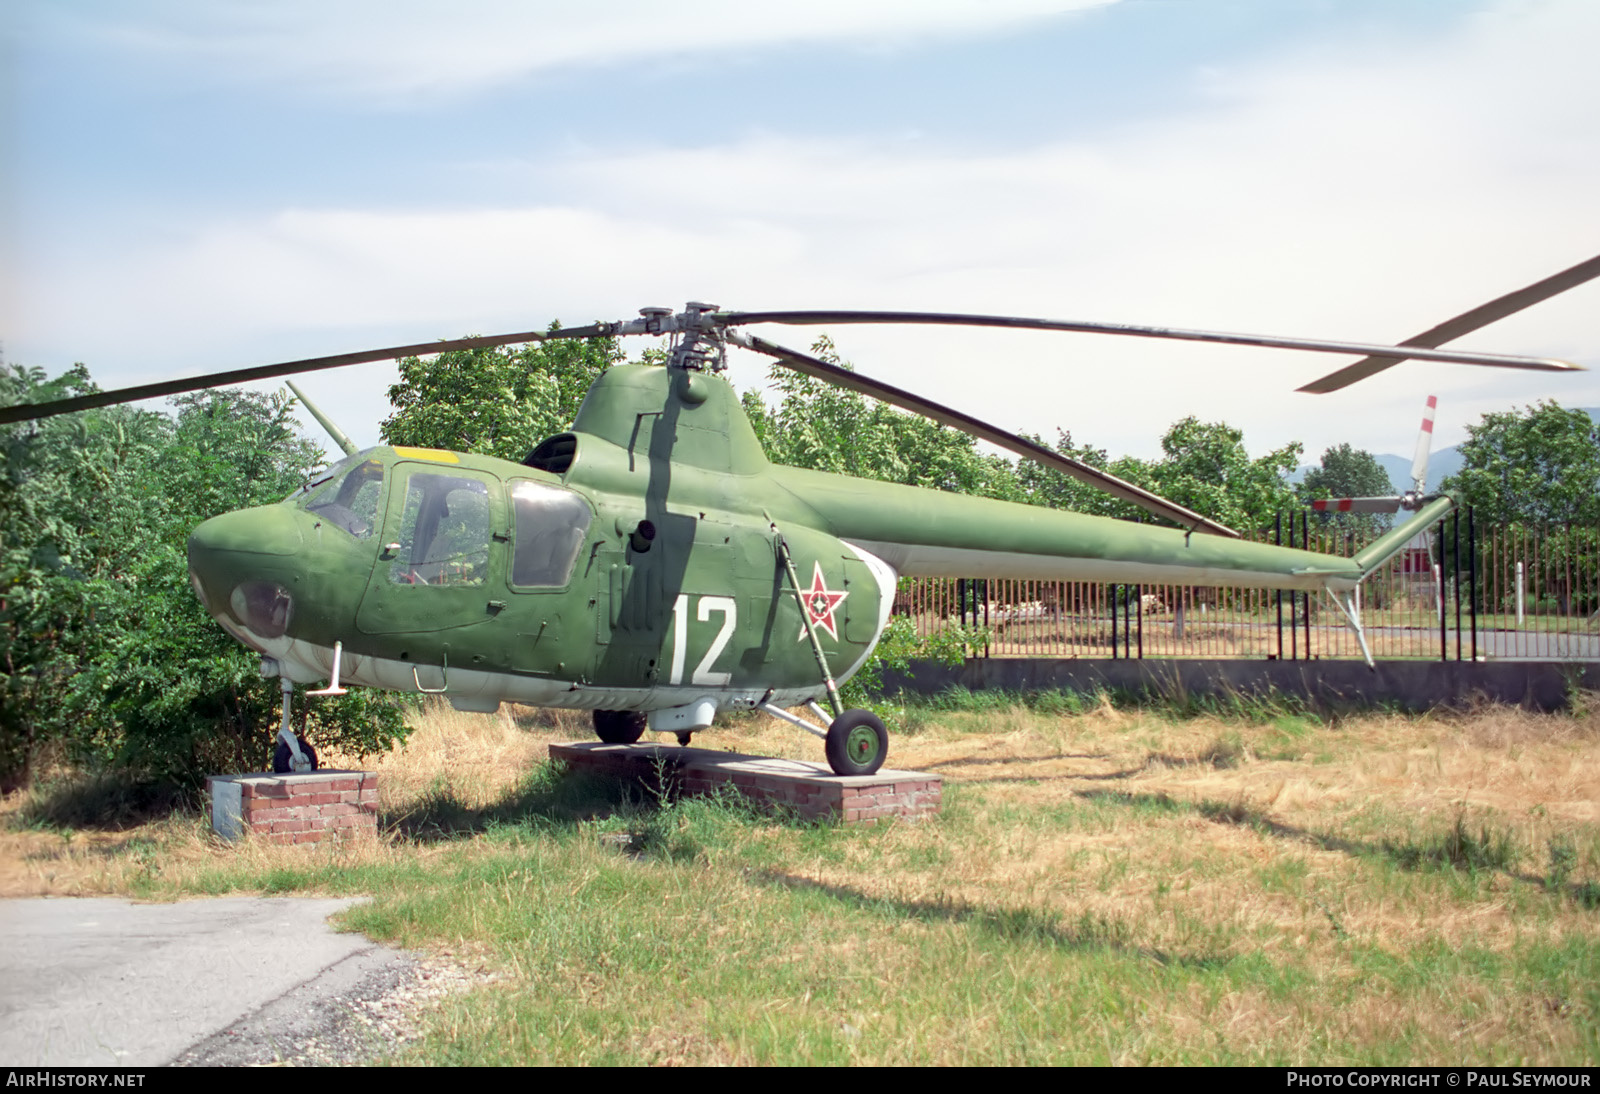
[1469,506,1478,662]
[1275,514,1284,660]
[1302,511,1313,657]
[1136,583,1144,659]
[1109,583,1118,660]
[972,582,985,658]
[1437,517,1447,662]
[1452,511,1461,661]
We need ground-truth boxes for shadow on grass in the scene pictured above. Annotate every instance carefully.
[381,761,650,841]
[752,869,1233,970]
[1076,787,1600,911]
[382,759,822,844]
[12,773,200,832]
[923,741,1247,785]
[919,751,1111,771]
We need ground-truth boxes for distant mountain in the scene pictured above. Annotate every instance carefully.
[1372,448,1460,495]
[1299,406,1598,496]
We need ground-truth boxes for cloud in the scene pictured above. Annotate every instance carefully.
[48,0,1116,100]
[15,0,1600,458]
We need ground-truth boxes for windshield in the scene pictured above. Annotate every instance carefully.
[301,455,385,539]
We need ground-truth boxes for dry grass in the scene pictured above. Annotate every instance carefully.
[701,695,1600,1061]
[4,692,1599,1063]
[0,700,567,898]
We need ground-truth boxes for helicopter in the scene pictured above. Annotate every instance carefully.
[3,255,1596,776]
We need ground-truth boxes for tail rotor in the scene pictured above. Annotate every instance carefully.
[1308,395,1438,516]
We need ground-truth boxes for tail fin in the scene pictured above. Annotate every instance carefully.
[1352,494,1454,578]
[1331,494,1455,669]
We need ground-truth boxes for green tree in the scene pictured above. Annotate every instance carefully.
[1,365,171,786]
[1146,418,1301,534]
[1011,422,1300,532]
[1,369,409,790]
[1442,401,1600,527]
[742,337,1020,499]
[1299,443,1397,535]
[381,328,623,459]
[1011,429,1159,521]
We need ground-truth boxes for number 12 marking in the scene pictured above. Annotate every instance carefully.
[669,594,737,686]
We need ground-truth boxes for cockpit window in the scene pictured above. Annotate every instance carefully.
[304,458,384,539]
[510,480,591,588]
[389,472,491,586]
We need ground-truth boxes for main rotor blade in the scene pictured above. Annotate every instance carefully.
[729,331,1241,538]
[1298,253,1600,394]
[716,309,1580,374]
[0,330,550,425]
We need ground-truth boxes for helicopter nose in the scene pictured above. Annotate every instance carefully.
[189,506,304,559]
[188,507,306,633]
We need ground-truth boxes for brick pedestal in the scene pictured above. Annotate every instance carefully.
[548,743,941,824]
[206,771,379,845]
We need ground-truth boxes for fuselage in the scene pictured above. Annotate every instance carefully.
[187,364,1377,715]
[187,439,896,714]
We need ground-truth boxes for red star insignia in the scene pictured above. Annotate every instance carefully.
[798,561,849,642]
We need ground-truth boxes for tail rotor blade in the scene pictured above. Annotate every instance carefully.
[1410,395,1437,494]
[1310,497,1404,515]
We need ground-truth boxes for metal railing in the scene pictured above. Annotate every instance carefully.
[896,513,1600,662]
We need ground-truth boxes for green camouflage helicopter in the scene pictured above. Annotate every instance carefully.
[4,255,1596,776]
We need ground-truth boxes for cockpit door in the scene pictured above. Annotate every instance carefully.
[356,463,508,635]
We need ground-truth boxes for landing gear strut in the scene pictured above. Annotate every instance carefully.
[768,523,892,777]
[272,675,317,774]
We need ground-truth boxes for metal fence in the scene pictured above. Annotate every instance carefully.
[897,512,1600,662]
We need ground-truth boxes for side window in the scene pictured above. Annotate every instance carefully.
[303,459,384,538]
[389,473,491,586]
[510,480,592,588]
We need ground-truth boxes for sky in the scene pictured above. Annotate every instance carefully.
[4,0,1598,469]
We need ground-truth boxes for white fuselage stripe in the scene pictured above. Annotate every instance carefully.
[842,540,1353,593]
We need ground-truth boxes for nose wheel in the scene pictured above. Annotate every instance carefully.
[272,734,319,774]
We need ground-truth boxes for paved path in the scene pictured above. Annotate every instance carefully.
[0,896,415,1067]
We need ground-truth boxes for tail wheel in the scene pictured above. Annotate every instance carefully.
[593,709,647,744]
[825,709,888,777]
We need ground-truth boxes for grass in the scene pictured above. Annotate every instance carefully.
[1476,613,1600,634]
[4,694,1600,1064]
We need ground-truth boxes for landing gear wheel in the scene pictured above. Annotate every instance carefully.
[825,709,888,777]
[272,735,319,774]
[675,732,693,747]
[593,709,647,744]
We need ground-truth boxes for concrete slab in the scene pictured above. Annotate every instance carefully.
[550,742,942,823]
[0,896,412,1066]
